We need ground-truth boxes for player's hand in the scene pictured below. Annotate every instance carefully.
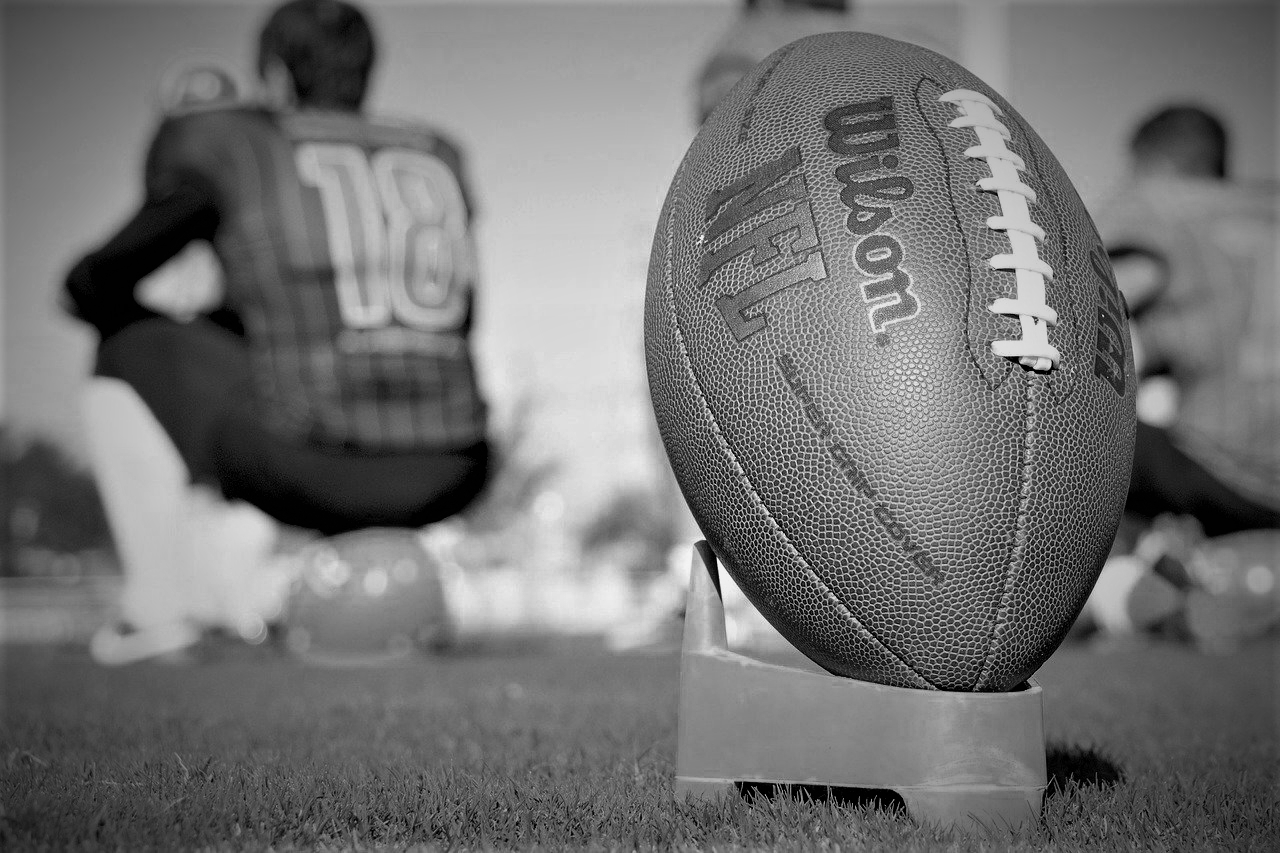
[136,241,225,321]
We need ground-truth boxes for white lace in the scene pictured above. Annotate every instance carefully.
[940,89,1060,372]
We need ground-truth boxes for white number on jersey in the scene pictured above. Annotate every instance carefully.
[296,142,474,332]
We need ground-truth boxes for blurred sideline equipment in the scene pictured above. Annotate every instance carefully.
[282,528,453,666]
[646,32,1136,692]
[1081,514,1279,648]
[675,542,1045,831]
[1181,528,1280,651]
[606,540,791,654]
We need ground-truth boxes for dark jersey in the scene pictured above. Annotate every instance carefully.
[79,106,487,452]
[1096,177,1279,510]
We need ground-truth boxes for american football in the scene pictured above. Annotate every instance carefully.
[645,31,1139,691]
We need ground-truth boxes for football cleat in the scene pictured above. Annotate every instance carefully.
[89,619,202,666]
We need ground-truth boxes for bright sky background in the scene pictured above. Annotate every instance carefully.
[3,0,1276,520]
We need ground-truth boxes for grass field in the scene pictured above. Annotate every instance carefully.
[2,635,1276,851]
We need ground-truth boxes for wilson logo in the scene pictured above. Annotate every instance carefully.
[825,97,920,344]
[699,147,829,341]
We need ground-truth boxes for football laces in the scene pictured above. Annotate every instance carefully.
[941,89,1060,372]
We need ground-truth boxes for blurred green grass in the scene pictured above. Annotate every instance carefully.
[1,637,1276,851]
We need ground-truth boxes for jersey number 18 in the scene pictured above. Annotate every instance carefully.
[296,142,473,333]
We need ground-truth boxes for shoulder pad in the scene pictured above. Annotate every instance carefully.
[157,58,252,117]
[369,113,462,147]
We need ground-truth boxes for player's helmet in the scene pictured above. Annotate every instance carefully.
[282,528,455,665]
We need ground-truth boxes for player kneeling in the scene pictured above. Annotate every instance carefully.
[66,0,490,664]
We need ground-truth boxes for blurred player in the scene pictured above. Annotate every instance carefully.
[695,0,849,125]
[617,0,959,653]
[693,0,955,126]
[1081,105,1279,645]
[614,0,861,654]
[65,0,490,663]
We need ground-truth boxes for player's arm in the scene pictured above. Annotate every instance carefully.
[63,183,218,336]
[63,118,220,338]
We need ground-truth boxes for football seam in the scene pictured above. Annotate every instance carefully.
[915,77,1013,391]
[940,88,1060,372]
[1013,122,1083,403]
[661,172,932,690]
[977,376,1037,689]
[733,43,798,146]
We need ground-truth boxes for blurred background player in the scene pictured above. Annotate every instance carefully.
[615,0,955,653]
[694,0,848,126]
[1081,104,1279,645]
[692,0,952,127]
[63,0,491,663]
[614,0,858,653]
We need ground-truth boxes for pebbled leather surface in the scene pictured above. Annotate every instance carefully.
[644,32,1137,691]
